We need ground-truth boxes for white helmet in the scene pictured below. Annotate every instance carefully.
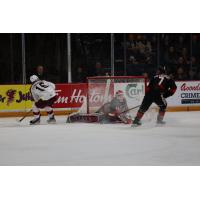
[30,75,39,83]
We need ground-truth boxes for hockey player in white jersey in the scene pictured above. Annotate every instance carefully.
[30,75,57,125]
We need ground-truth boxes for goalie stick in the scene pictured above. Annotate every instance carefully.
[118,104,141,115]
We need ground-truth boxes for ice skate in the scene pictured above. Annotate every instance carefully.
[156,115,166,125]
[131,118,142,127]
[30,116,40,125]
[66,115,71,123]
[156,119,166,125]
[47,115,56,124]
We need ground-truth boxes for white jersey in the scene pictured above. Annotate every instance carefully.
[31,80,56,102]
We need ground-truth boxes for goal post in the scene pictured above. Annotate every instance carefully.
[86,76,147,114]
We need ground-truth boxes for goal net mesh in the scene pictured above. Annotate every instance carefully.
[86,76,147,116]
[75,76,157,122]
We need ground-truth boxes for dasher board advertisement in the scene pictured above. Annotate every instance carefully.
[0,85,33,111]
[167,81,200,106]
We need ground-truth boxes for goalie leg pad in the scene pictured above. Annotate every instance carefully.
[67,113,104,123]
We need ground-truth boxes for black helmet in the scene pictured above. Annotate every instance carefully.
[157,66,166,74]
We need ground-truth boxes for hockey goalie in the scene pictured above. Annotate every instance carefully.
[66,90,132,124]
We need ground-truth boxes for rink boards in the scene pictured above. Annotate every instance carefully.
[0,80,200,117]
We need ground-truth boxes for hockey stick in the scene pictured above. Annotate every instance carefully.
[119,105,141,115]
[18,109,32,122]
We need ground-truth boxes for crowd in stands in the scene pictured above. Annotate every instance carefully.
[72,33,200,82]
[125,33,200,80]
[159,34,200,80]
[1,33,200,84]
[126,34,156,65]
[83,33,200,81]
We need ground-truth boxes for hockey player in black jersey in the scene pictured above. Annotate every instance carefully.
[132,66,177,127]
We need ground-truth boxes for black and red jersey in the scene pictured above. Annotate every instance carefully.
[147,74,177,98]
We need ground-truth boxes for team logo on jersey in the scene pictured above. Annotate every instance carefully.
[125,83,144,99]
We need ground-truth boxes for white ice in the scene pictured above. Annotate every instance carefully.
[0,111,200,165]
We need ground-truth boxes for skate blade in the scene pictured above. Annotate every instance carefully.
[30,121,40,125]
[156,123,166,127]
[131,124,141,128]
[47,120,56,124]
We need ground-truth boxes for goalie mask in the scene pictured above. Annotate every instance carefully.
[115,90,125,102]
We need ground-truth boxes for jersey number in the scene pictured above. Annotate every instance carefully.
[36,82,49,91]
[158,76,164,85]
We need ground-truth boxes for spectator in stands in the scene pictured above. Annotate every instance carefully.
[36,65,46,80]
[129,55,138,64]
[161,34,170,48]
[177,56,188,69]
[192,34,200,58]
[176,35,185,53]
[191,56,198,70]
[94,62,105,76]
[180,47,189,65]
[136,35,149,64]
[175,66,187,80]
[188,68,196,80]
[142,72,149,82]
[137,35,146,54]
[145,41,153,64]
[74,66,86,83]
[127,34,136,52]
[145,41,152,53]
[127,34,137,64]
[188,56,199,80]
[164,46,177,65]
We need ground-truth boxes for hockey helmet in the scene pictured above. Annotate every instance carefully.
[157,66,166,74]
[115,90,125,102]
[30,75,39,83]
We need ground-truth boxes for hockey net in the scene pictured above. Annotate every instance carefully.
[70,76,157,123]
[86,76,147,117]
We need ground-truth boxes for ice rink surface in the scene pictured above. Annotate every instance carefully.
[0,111,200,166]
